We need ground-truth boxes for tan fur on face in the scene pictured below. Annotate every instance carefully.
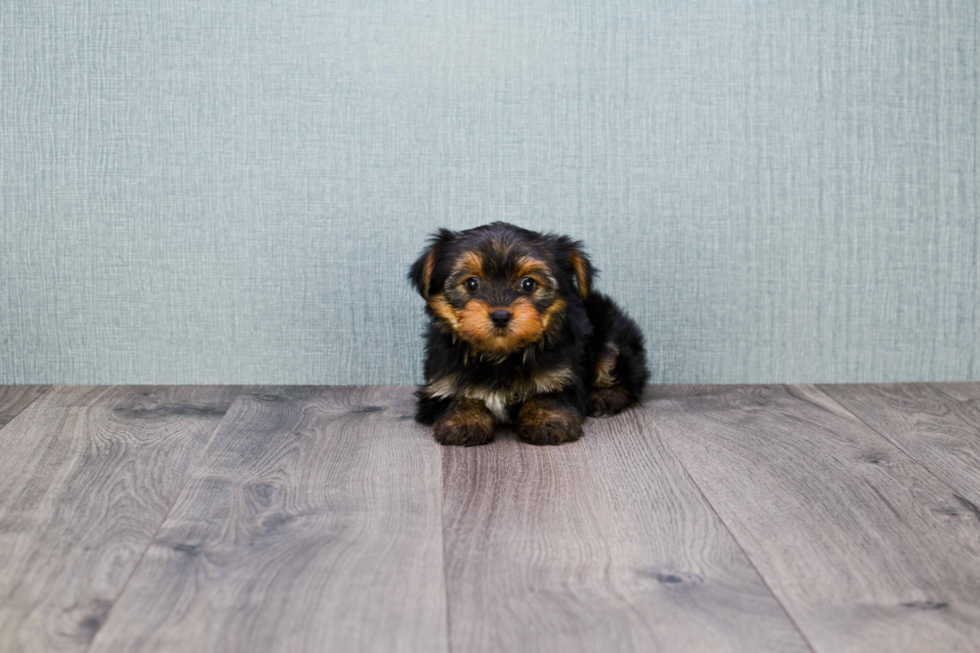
[453,251,484,278]
[427,294,461,330]
[458,298,544,354]
[539,297,566,334]
[514,256,549,281]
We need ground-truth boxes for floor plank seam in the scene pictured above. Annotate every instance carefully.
[439,453,455,653]
[81,385,246,653]
[929,384,980,406]
[642,397,820,653]
[0,384,52,434]
[810,385,974,505]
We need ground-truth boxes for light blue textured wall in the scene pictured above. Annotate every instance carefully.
[1,1,978,385]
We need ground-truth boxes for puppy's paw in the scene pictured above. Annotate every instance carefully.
[433,398,495,446]
[588,387,635,417]
[433,419,494,446]
[517,419,582,445]
[516,398,583,445]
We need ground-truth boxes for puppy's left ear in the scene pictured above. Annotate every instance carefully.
[408,228,457,298]
[554,236,595,299]
[568,246,594,298]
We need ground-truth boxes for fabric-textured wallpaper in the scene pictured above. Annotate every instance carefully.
[1,1,977,385]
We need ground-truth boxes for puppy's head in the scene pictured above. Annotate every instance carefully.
[409,222,594,355]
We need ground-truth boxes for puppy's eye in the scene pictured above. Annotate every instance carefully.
[465,277,480,292]
[521,278,537,292]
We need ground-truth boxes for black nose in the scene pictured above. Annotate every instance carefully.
[490,310,512,327]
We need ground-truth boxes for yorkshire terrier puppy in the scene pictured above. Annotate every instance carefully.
[409,222,648,446]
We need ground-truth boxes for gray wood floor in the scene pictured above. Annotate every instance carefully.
[0,384,978,653]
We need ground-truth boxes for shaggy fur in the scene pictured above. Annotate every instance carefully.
[408,222,648,446]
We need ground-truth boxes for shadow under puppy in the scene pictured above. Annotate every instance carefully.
[409,222,648,446]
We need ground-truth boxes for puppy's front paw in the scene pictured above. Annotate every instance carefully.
[516,398,583,445]
[434,419,494,446]
[433,398,495,446]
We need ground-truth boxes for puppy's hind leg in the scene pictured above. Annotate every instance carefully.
[588,342,637,416]
[584,294,650,417]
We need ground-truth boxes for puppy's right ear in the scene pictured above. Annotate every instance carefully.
[408,228,457,298]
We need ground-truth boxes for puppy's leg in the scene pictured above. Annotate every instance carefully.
[586,342,633,416]
[415,390,449,425]
[588,385,635,417]
[433,397,495,446]
[584,293,650,417]
[516,394,584,445]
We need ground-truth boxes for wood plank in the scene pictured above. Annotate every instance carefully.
[88,386,448,653]
[819,383,980,506]
[929,383,980,402]
[645,384,980,653]
[442,404,811,652]
[0,385,49,429]
[0,385,239,653]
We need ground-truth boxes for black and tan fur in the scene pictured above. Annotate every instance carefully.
[409,222,648,446]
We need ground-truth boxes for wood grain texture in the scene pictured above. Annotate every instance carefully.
[819,383,980,506]
[0,386,49,429]
[88,386,448,653]
[0,385,239,653]
[442,405,811,652]
[645,385,980,653]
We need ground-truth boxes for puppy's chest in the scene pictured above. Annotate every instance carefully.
[426,365,574,422]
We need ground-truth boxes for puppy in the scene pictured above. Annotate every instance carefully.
[408,222,648,446]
